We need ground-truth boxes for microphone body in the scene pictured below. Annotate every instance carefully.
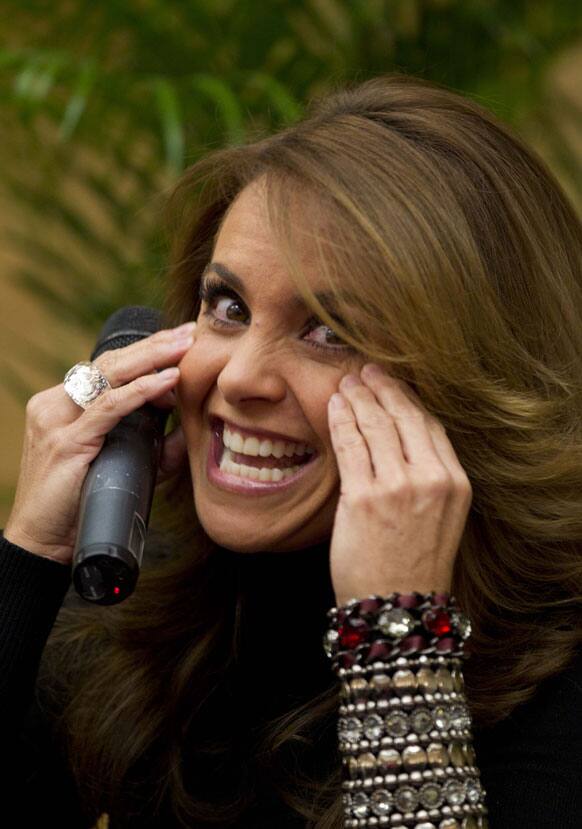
[72,306,171,605]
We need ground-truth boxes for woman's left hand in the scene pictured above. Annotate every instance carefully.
[327,363,473,607]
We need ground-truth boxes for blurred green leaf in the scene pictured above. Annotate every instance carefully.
[244,70,303,125]
[151,77,184,174]
[59,57,98,142]
[190,73,246,146]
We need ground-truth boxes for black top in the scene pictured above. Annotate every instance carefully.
[1,529,581,828]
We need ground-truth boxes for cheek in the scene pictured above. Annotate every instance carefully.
[308,395,335,453]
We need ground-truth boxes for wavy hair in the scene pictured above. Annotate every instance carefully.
[39,72,582,828]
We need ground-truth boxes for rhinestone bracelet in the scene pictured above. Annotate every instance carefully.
[323,592,472,672]
[338,654,465,681]
[323,594,488,829]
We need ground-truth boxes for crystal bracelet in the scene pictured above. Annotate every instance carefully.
[323,593,488,829]
[323,592,473,671]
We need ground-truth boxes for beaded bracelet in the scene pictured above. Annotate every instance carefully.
[323,593,488,829]
[323,592,472,672]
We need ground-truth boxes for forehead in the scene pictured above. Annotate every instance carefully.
[213,179,294,261]
[210,180,356,310]
[213,176,335,268]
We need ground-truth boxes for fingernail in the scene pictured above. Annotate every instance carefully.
[362,363,382,378]
[329,393,346,410]
[341,374,361,389]
[173,321,197,334]
[175,335,194,348]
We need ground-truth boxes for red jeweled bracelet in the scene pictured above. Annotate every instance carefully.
[322,591,472,670]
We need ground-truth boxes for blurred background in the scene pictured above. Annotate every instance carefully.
[1,0,581,525]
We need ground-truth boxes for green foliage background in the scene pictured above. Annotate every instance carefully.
[0,0,581,407]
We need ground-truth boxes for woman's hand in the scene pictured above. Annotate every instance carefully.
[3,322,196,564]
[327,362,473,606]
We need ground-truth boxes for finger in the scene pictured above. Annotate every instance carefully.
[337,377,409,478]
[357,366,437,469]
[39,324,197,426]
[67,368,181,446]
[360,363,429,413]
[157,423,188,484]
[35,373,178,428]
[150,386,177,409]
[359,365,471,507]
[94,324,196,387]
[327,392,375,487]
[423,418,473,497]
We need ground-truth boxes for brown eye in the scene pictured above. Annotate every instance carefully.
[199,276,355,356]
[210,295,246,323]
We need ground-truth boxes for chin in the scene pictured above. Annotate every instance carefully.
[210,536,268,554]
[194,513,271,552]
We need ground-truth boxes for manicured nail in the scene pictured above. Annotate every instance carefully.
[329,393,346,410]
[341,374,361,389]
[173,321,197,334]
[175,335,194,348]
[361,363,382,378]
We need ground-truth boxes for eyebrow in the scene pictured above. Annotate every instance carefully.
[201,262,354,314]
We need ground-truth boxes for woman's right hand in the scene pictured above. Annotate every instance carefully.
[3,321,197,566]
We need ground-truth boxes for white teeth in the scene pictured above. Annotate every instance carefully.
[223,425,315,460]
[258,439,273,458]
[271,440,286,459]
[219,448,303,482]
[242,436,260,456]
[227,430,244,453]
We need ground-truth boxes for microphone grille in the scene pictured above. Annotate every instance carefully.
[90,306,165,360]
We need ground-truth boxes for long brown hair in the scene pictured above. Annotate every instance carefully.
[40,72,582,828]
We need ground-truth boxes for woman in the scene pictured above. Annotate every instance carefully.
[1,72,582,828]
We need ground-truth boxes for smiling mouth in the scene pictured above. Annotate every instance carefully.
[211,417,317,469]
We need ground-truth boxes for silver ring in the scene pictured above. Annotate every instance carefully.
[63,360,112,410]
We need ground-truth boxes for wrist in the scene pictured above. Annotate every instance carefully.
[334,581,453,609]
[3,525,72,565]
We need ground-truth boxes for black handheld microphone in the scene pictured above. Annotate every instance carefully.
[72,306,172,606]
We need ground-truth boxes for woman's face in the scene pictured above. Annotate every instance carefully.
[177,178,365,553]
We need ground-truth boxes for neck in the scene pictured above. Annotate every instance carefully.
[230,537,336,706]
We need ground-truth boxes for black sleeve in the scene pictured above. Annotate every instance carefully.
[0,530,95,828]
[473,648,582,828]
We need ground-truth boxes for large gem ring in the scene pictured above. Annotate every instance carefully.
[63,361,112,410]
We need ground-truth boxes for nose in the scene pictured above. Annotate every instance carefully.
[215,338,289,407]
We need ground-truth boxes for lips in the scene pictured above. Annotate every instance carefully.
[207,422,319,495]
